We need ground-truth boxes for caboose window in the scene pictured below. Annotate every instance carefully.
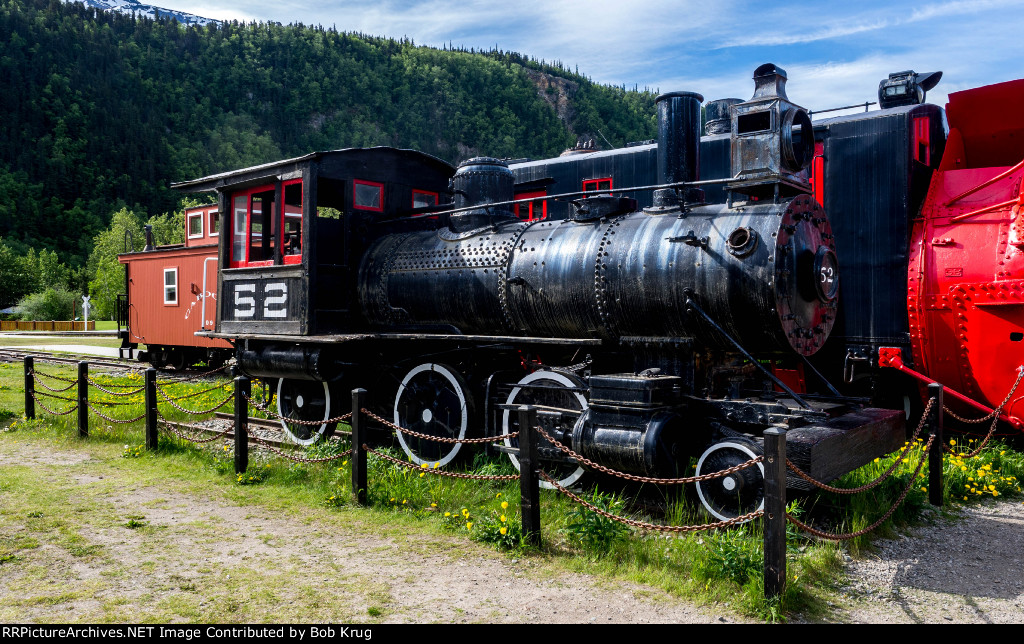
[354,179,384,212]
[412,189,438,209]
[187,212,203,239]
[163,268,178,305]
[209,211,219,236]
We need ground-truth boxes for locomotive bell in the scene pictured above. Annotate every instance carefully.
[728,63,814,198]
[448,157,517,232]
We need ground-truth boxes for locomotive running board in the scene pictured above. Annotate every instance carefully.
[195,330,602,346]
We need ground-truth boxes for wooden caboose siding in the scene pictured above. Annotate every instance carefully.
[119,245,231,349]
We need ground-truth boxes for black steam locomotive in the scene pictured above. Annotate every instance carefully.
[175,64,903,520]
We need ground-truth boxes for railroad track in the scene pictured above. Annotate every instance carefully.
[0,347,231,379]
[163,412,349,451]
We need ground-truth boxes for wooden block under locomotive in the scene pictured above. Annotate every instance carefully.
[167,63,1024,522]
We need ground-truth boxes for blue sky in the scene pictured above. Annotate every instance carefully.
[153,0,1023,113]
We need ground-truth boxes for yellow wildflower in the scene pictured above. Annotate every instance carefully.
[501,501,509,510]
[466,522,473,530]
[500,527,507,536]
[500,515,507,523]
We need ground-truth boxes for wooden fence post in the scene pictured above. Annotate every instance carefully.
[145,367,158,450]
[763,427,787,600]
[351,388,368,505]
[24,356,34,420]
[928,383,944,507]
[518,405,541,547]
[77,361,88,438]
[234,375,250,474]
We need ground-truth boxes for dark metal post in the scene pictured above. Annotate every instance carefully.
[928,383,944,507]
[145,367,158,450]
[24,356,34,420]
[233,375,250,474]
[351,388,368,505]
[518,405,541,547]
[763,427,787,599]
[77,361,88,438]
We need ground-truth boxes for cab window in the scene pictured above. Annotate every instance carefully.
[229,184,277,267]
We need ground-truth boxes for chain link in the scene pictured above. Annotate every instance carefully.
[30,370,77,384]
[787,397,936,494]
[365,445,519,480]
[787,433,935,541]
[244,393,354,426]
[360,408,517,444]
[540,470,763,532]
[31,391,78,416]
[31,374,77,393]
[533,424,762,485]
[942,365,1024,424]
[86,379,145,396]
[160,419,234,444]
[246,429,354,463]
[158,386,234,416]
[154,363,230,383]
[87,403,146,425]
[34,390,78,402]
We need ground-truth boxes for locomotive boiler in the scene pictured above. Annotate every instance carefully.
[175,64,905,520]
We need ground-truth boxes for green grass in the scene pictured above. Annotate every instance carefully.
[1,363,1022,622]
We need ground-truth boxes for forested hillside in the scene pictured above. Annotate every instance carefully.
[0,0,659,279]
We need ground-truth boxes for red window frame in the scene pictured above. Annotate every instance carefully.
[229,183,276,268]
[514,190,548,221]
[913,116,931,165]
[353,179,384,212]
[280,179,303,266]
[412,189,439,209]
[811,140,825,207]
[582,177,613,193]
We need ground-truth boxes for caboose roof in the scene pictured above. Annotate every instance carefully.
[171,147,455,193]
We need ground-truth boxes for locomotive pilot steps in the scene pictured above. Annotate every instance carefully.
[172,64,906,520]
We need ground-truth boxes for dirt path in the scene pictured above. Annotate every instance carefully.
[0,439,743,624]
[2,435,1023,623]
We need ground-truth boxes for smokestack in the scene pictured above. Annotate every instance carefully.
[656,91,703,203]
[143,225,154,251]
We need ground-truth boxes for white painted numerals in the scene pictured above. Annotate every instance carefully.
[234,284,256,318]
[233,282,289,319]
[262,282,288,318]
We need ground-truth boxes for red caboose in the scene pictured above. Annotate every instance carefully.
[117,204,233,369]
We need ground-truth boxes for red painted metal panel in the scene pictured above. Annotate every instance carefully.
[120,245,231,350]
[906,78,1024,427]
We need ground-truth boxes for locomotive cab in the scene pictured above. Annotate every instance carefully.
[173,147,455,338]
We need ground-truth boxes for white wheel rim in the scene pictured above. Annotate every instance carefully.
[501,370,587,489]
[394,363,467,467]
[695,440,765,522]
[276,379,331,446]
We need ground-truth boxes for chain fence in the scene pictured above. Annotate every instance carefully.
[539,470,763,532]
[18,357,1022,599]
[786,434,936,541]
